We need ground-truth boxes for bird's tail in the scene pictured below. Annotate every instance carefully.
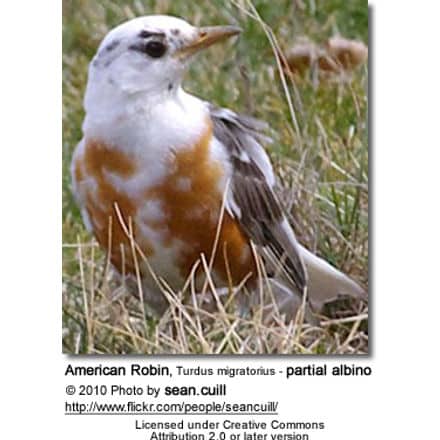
[298,244,367,310]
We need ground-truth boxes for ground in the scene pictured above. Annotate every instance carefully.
[62,0,368,354]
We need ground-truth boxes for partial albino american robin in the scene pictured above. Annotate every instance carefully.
[71,15,366,319]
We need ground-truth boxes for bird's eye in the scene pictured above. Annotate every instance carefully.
[144,41,167,58]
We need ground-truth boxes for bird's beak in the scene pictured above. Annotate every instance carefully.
[175,25,241,59]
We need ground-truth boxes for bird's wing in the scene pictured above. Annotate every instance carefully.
[209,105,307,295]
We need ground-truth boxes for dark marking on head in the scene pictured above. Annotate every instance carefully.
[168,83,173,91]
[105,40,120,52]
[139,29,166,39]
[171,28,180,36]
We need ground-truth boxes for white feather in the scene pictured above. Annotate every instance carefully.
[298,244,366,309]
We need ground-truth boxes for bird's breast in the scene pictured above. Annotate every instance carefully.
[72,119,256,289]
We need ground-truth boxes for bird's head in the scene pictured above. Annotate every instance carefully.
[85,15,241,103]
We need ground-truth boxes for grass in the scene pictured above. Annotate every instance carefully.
[62,0,368,354]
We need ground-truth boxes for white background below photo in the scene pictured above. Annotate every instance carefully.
[1,1,439,439]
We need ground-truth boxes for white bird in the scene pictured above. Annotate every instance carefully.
[71,15,366,321]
